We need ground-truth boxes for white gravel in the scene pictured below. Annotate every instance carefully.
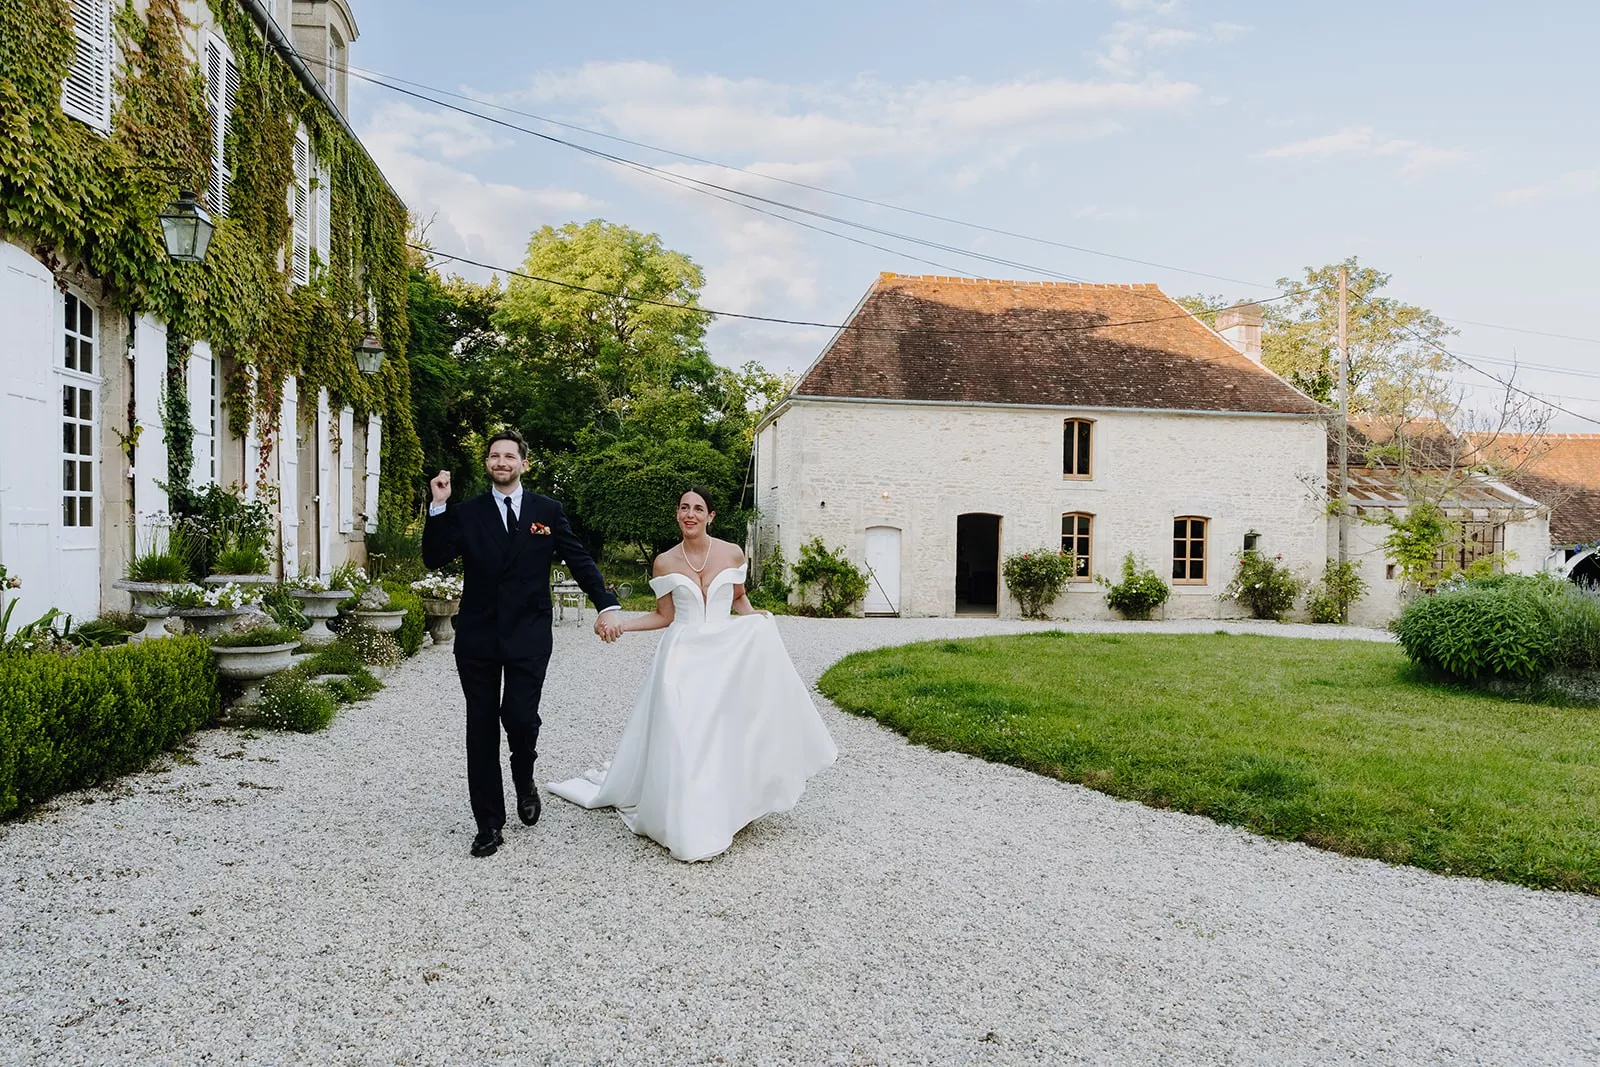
[2,616,1597,1066]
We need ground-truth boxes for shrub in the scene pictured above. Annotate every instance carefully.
[169,484,275,582]
[1548,583,1600,673]
[1307,559,1369,624]
[296,641,383,699]
[211,545,270,576]
[1392,578,1560,681]
[253,672,338,733]
[382,580,426,656]
[209,625,302,648]
[342,625,403,668]
[1002,548,1074,619]
[1222,550,1305,621]
[1098,553,1171,620]
[792,538,868,617]
[0,637,219,818]
[367,518,424,582]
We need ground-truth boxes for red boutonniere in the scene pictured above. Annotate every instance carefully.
[529,522,552,536]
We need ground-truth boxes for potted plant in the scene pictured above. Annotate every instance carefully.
[350,583,407,634]
[165,581,266,637]
[410,571,463,645]
[211,625,302,708]
[285,577,355,647]
[113,526,193,641]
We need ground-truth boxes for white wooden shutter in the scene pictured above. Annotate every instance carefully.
[187,342,215,488]
[131,314,169,539]
[313,156,332,272]
[316,389,333,576]
[242,367,261,502]
[204,34,237,217]
[363,414,381,534]
[61,0,111,133]
[0,246,60,634]
[278,378,299,580]
[291,129,310,286]
[337,406,354,533]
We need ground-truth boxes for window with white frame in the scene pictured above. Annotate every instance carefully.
[204,33,239,217]
[61,292,98,528]
[61,0,112,133]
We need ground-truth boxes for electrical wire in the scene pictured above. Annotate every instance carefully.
[411,244,1304,336]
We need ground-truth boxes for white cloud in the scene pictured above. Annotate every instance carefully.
[1495,167,1600,206]
[1261,125,1470,179]
[507,61,1198,165]
[361,101,603,274]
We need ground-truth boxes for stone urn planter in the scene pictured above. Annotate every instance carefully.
[287,588,353,647]
[211,641,299,707]
[112,579,177,642]
[420,598,460,645]
[173,606,250,638]
[351,608,407,634]
[205,574,278,589]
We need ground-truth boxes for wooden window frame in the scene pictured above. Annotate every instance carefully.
[1061,512,1093,581]
[1171,516,1209,585]
[1063,418,1093,480]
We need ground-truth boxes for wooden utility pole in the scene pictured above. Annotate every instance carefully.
[1336,264,1350,619]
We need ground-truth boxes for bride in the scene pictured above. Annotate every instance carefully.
[547,487,838,862]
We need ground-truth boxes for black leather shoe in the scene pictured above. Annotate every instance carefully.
[516,787,541,826]
[470,828,503,857]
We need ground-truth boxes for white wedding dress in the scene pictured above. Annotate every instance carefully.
[547,565,838,862]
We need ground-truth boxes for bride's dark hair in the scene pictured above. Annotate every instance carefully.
[681,485,716,514]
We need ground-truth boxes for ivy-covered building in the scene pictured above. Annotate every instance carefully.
[0,0,421,627]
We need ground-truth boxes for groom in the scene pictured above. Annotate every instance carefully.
[422,430,622,858]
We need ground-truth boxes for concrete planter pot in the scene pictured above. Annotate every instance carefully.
[351,608,406,634]
[112,579,177,642]
[421,597,460,645]
[287,589,353,646]
[204,574,278,588]
[211,641,299,707]
[172,606,250,638]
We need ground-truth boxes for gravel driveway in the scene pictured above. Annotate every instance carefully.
[3,616,1597,1066]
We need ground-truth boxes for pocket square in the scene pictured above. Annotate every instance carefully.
[529,522,552,536]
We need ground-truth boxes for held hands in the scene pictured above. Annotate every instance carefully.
[594,612,624,644]
[429,470,451,506]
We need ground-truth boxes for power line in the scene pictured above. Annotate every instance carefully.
[1441,317,1600,346]
[346,63,1278,291]
[411,244,1303,336]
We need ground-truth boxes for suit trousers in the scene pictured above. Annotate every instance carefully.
[455,642,551,831]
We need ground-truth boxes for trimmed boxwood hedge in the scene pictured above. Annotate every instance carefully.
[0,637,219,818]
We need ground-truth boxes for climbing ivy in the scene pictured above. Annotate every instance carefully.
[0,0,422,526]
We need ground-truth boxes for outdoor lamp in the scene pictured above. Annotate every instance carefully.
[355,334,386,374]
[158,190,214,263]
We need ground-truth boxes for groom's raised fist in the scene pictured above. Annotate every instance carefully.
[430,470,452,505]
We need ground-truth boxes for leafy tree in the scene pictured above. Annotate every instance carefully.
[558,436,738,559]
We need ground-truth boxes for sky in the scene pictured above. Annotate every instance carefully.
[346,0,1600,430]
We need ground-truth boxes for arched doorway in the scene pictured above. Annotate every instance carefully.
[955,513,1001,615]
[1569,548,1600,588]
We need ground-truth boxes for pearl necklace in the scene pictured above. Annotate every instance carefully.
[680,539,712,573]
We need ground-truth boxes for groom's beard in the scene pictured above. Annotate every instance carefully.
[489,471,521,490]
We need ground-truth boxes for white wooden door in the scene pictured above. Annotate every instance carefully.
[277,377,299,581]
[316,389,333,578]
[0,245,57,632]
[864,526,902,615]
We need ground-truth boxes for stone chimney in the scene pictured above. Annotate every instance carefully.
[1214,302,1264,364]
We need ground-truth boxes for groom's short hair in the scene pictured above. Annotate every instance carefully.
[486,429,527,460]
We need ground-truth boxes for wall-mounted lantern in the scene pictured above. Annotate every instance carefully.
[355,334,385,374]
[157,191,215,263]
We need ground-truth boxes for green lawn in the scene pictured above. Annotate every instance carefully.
[818,632,1600,894]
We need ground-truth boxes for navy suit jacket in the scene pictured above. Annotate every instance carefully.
[421,491,617,662]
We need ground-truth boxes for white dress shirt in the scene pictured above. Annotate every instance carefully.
[431,487,616,614]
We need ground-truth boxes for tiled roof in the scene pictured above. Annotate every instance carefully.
[1497,434,1600,546]
[794,274,1326,415]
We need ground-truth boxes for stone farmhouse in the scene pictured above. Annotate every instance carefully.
[1503,434,1600,586]
[0,0,413,631]
[752,273,1554,621]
